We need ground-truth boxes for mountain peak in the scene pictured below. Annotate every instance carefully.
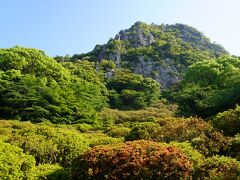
[114,22,155,47]
[76,21,228,88]
[132,21,148,27]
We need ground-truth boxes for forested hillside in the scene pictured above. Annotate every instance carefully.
[0,22,239,179]
[71,22,228,88]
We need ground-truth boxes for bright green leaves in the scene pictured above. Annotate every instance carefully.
[0,47,70,82]
[173,56,240,117]
[0,141,35,179]
[0,47,107,124]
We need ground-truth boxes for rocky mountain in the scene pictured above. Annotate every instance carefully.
[72,22,228,88]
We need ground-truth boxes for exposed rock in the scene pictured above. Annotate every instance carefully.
[115,23,155,47]
[77,21,228,88]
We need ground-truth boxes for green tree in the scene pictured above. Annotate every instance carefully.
[0,47,107,124]
[172,56,240,117]
[107,69,160,110]
[99,59,116,72]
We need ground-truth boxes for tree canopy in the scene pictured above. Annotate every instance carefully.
[171,56,240,117]
[0,47,107,124]
[107,69,160,110]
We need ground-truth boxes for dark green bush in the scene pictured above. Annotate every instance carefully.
[228,134,240,160]
[72,140,193,179]
[107,69,160,110]
[173,56,240,118]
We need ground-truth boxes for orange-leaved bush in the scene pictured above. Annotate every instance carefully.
[71,140,193,179]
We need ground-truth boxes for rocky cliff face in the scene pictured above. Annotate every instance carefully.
[75,22,228,88]
[115,22,155,47]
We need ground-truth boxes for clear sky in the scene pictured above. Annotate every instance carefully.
[1,0,240,56]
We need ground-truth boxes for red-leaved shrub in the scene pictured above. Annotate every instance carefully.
[72,140,193,179]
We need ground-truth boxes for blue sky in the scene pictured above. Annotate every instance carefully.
[1,0,240,56]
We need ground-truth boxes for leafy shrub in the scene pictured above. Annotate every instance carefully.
[9,134,59,165]
[7,125,90,168]
[170,142,204,170]
[75,123,93,133]
[31,164,69,180]
[104,125,131,138]
[100,102,174,125]
[123,117,230,157]
[195,156,240,179]
[0,127,12,141]
[125,122,162,141]
[99,59,116,72]
[0,141,35,179]
[107,69,160,110]
[157,117,212,143]
[173,56,240,117]
[212,105,240,136]
[228,134,240,160]
[82,132,123,147]
[191,131,231,157]
[0,120,123,170]
[72,140,193,179]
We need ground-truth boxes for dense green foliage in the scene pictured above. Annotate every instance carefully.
[104,125,131,138]
[228,134,240,161]
[0,47,107,124]
[0,141,35,179]
[31,164,69,180]
[100,101,176,126]
[125,122,162,141]
[0,120,122,179]
[171,56,240,117]
[0,120,121,169]
[169,142,204,170]
[195,156,240,179]
[74,22,228,89]
[7,126,90,168]
[107,69,160,109]
[212,105,240,136]
[166,23,228,56]
[0,22,239,179]
[99,59,116,72]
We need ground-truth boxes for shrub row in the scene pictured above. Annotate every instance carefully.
[72,140,240,179]
[72,140,193,179]
[0,120,122,169]
[124,118,231,157]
